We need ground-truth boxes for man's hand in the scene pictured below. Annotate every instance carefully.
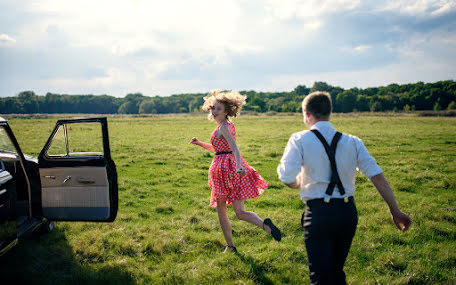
[391,211,412,231]
[284,173,302,189]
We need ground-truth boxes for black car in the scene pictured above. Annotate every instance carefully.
[0,117,118,256]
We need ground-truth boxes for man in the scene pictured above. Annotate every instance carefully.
[277,91,412,284]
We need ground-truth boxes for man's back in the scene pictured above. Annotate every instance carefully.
[277,121,382,201]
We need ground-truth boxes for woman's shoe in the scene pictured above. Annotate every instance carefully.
[223,246,237,253]
[263,218,282,242]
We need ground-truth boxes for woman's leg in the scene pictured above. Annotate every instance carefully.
[216,199,235,247]
[232,200,271,234]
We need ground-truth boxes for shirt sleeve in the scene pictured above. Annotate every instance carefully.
[355,137,382,179]
[277,134,303,184]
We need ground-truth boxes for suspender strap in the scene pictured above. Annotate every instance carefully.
[310,129,346,196]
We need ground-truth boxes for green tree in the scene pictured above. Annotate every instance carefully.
[18,91,39,113]
[139,100,156,114]
[248,96,266,112]
[356,95,370,112]
[447,101,456,110]
[118,101,138,114]
[310,82,331,92]
[294,85,309,96]
[2,97,24,113]
[433,102,442,111]
[370,101,383,112]
[118,93,144,114]
[336,90,357,113]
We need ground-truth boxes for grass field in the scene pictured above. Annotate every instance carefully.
[1,113,455,284]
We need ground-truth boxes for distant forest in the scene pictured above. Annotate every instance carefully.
[1,80,456,114]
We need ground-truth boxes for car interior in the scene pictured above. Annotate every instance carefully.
[0,153,29,222]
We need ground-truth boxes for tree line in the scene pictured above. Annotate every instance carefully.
[1,80,455,114]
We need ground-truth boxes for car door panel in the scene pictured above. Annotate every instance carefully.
[39,166,111,221]
[40,167,109,188]
[38,118,117,222]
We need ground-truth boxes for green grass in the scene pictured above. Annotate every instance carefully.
[1,113,455,284]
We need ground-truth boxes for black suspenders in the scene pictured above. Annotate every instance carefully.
[310,129,348,203]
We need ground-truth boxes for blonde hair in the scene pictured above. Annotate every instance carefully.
[202,90,247,120]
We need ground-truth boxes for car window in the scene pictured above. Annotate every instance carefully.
[46,125,67,156]
[46,122,104,157]
[0,127,18,155]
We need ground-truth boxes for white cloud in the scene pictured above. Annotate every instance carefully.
[337,44,372,55]
[264,0,361,20]
[354,45,371,52]
[26,0,243,55]
[0,0,455,97]
[304,21,322,30]
[0,34,16,46]
[431,1,456,15]
[258,58,454,92]
[258,29,456,91]
[442,35,456,43]
[382,0,456,16]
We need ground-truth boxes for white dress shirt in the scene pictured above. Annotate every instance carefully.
[277,121,382,202]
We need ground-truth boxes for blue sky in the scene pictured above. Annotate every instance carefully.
[1,0,455,97]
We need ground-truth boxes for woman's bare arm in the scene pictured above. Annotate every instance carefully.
[188,137,215,152]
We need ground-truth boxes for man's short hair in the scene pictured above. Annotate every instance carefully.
[302,91,332,119]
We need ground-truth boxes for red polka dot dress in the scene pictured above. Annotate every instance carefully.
[208,121,268,208]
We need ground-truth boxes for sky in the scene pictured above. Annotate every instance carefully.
[1,0,455,98]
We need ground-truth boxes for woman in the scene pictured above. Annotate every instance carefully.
[189,90,281,252]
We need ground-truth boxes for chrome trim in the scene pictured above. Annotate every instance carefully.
[0,170,13,184]
[0,238,18,257]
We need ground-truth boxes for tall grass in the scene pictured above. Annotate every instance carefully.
[1,113,455,284]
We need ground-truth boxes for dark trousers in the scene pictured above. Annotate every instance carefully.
[302,197,358,285]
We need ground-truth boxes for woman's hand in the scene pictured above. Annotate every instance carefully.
[188,137,200,145]
[189,138,215,152]
[237,166,246,176]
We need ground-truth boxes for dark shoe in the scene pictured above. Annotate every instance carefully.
[223,246,237,253]
[264,218,282,242]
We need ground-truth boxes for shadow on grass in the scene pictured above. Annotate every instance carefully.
[0,227,135,285]
[234,251,274,285]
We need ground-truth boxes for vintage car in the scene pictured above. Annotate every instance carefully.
[0,117,117,256]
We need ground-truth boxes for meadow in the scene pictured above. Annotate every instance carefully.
[1,113,455,284]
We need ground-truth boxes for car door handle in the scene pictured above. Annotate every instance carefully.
[77,177,95,184]
[43,175,56,179]
[63,175,72,184]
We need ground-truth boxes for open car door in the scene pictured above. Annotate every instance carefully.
[38,118,117,222]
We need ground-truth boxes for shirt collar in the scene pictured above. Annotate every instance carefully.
[310,120,334,131]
